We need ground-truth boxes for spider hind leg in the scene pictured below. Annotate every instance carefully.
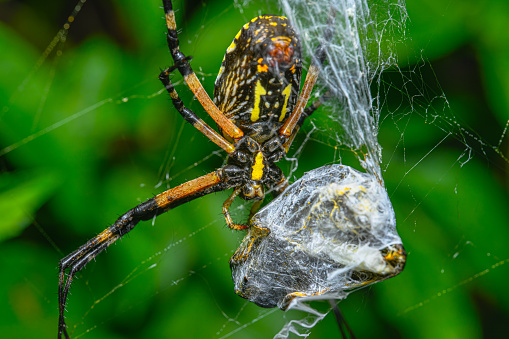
[57,171,227,338]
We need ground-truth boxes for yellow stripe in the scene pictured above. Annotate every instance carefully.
[251,152,264,180]
[271,37,291,42]
[251,80,267,122]
[279,84,292,121]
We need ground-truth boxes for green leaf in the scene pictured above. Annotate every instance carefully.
[0,171,60,241]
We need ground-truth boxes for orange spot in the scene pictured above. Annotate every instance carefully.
[267,38,294,66]
[257,64,268,72]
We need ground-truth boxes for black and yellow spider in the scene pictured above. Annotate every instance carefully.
[58,1,329,337]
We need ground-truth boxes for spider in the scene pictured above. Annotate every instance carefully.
[58,1,330,337]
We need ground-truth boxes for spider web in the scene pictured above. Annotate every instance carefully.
[1,0,509,338]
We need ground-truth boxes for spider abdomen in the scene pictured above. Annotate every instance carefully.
[213,15,302,143]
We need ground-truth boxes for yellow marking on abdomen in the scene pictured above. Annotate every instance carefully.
[235,28,242,40]
[251,80,267,122]
[251,152,265,180]
[271,36,291,42]
[279,84,292,121]
[227,40,236,53]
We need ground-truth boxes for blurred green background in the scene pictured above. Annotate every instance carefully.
[1,0,508,338]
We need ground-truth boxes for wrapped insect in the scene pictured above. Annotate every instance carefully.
[231,164,406,309]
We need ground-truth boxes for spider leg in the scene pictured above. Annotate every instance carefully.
[248,198,264,222]
[222,187,249,230]
[283,92,328,152]
[159,70,235,153]
[279,11,336,138]
[58,171,229,338]
[162,0,244,140]
[329,300,356,339]
[279,63,321,138]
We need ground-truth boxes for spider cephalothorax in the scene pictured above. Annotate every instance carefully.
[224,135,286,199]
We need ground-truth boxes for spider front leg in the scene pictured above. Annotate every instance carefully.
[57,171,228,339]
[159,69,235,153]
[161,0,244,141]
[283,92,329,152]
[223,187,249,230]
[278,9,335,139]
